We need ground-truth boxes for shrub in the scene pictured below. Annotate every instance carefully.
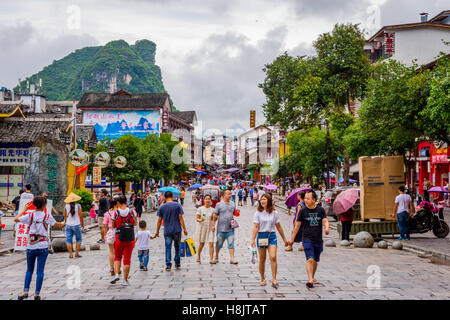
[73,189,94,212]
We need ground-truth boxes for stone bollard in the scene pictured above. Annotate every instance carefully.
[51,238,68,252]
[354,231,374,248]
[392,241,403,250]
[325,239,336,247]
[377,241,388,249]
[90,243,101,251]
[340,240,351,247]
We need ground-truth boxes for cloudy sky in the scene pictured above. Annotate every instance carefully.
[0,0,447,135]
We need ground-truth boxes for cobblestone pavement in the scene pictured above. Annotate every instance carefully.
[0,192,449,300]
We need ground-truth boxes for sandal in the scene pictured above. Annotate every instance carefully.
[230,260,238,265]
[306,282,314,288]
[209,261,216,264]
[285,246,293,252]
[271,281,279,289]
[75,253,82,258]
[260,280,267,286]
[313,279,320,285]
[165,266,171,272]
[69,254,73,259]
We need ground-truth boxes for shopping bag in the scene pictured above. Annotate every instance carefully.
[180,238,197,257]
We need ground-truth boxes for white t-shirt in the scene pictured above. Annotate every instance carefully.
[20,192,34,204]
[19,211,56,250]
[65,204,82,226]
[395,194,412,213]
[253,210,280,233]
[135,230,152,250]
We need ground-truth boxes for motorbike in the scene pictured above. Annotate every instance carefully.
[409,201,449,238]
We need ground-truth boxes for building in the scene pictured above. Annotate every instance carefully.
[365,11,450,66]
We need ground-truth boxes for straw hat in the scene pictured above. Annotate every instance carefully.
[65,192,82,204]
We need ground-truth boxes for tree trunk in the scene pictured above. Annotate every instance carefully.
[343,149,350,185]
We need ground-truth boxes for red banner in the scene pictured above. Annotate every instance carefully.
[76,164,88,176]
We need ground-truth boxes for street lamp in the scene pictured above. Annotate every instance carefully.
[109,144,115,196]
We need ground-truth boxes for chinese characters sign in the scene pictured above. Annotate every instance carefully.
[14,223,29,251]
[83,110,160,140]
[384,32,395,54]
[0,148,29,166]
[432,142,449,164]
[93,166,102,185]
[47,154,57,194]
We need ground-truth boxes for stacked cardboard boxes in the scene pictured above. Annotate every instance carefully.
[359,156,405,221]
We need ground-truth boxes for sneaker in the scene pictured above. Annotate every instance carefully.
[396,237,404,240]
[140,264,144,270]
[110,276,120,284]
[175,264,181,270]
[97,239,105,244]
[34,295,41,300]
[121,280,129,286]
[143,267,148,271]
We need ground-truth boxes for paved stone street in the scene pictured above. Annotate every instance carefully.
[0,192,449,300]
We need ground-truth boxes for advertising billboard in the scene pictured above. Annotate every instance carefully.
[83,110,160,140]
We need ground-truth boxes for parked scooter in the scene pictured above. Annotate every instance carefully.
[410,201,449,238]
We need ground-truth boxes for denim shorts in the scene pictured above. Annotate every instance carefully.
[303,241,323,262]
[66,225,82,244]
[216,231,235,249]
[256,232,277,248]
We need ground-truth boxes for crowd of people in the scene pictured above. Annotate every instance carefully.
[6,175,447,299]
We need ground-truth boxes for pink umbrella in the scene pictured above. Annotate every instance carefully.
[265,184,278,191]
[428,186,449,193]
[333,189,359,215]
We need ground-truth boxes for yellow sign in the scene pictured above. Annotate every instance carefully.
[250,110,255,128]
[93,166,102,185]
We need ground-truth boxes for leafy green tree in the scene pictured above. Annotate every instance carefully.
[421,53,450,144]
[73,188,94,212]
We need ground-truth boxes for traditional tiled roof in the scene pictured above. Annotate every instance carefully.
[0,103,25,118]
[76,124,97,143]
[368,22,450,42]
[172,111,196,124]
[0,118,71,143]
[77,91,169,109]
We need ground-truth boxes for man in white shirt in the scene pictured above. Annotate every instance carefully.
[20,184,34,204]
[392,186,414,241]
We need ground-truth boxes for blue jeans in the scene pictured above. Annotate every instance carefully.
[24,249,49,294]
[65,225,82,244]
[164,232,181,267]
[216,231,235,249]
[138,249,149,268]
[397,211,410,239]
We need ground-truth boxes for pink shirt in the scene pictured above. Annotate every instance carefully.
[103,210,114,229]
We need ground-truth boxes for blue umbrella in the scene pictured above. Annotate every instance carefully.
[158,186,181,195]
[196,171,206,175]
[188,184,203,191]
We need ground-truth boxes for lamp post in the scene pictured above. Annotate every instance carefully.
[88,140,97,193]
[109,143,115,196]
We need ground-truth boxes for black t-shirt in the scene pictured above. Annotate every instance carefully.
[12,196,21,211]
[133,198,144,213]
[98,197,109,217]
[296,205,327,244]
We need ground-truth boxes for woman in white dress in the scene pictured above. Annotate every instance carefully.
[194,195,215,264]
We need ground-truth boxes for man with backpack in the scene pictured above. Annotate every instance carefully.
[110,195,137,286]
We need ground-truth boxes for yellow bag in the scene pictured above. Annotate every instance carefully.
[180,237,197,257]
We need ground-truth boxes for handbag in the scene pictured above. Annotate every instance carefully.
[180,237,197,257]
[230,217,239,229]
[257,232,272,247]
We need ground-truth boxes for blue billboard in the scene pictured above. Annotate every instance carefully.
[83,110,160,140]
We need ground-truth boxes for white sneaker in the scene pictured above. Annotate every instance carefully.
[121,280,129,286]
[110,276,120,284]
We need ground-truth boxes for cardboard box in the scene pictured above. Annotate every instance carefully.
[359,156,404,221]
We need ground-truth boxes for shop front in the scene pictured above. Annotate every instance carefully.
[417,140,449,194]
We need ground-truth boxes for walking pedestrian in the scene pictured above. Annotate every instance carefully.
[231,187,236,203]
[0,205,4,245]
[194,194,215,264]
[238,187,243,206]
[103,197,119,276]
[12,189,25,237]
[180,188,185,206]
[95,190,109,244]
[110,195,137,286]
[251,193,288,289]
[133,193,145,222]
[212,189,239,264]
[63,192,84,259]
[249,187,255,206]
[135,220,153,271]
[15,196,65,300]
[286,192,305,252]
[153,191,188,271]
[288,190,329,288]
[392,186,414,241]
[20,184,34,203]
[340,208,354,241]
[243,188,248,205]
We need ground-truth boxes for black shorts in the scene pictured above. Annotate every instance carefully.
[136,211,142,218]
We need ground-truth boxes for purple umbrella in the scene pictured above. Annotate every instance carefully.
[428,186,449,193]
[285,187,313,208]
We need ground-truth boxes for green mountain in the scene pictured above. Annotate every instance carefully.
[15,39,172,108]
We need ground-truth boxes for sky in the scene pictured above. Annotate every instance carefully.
[0,0,448,136]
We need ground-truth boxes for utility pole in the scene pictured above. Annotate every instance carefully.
[326,120,330,190]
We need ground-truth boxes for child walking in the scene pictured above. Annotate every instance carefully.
[135,220,152,271]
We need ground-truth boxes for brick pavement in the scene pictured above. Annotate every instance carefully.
[0,192,449,300]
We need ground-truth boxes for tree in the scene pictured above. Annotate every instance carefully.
[421,53,450,144]
[159,133,189,181]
